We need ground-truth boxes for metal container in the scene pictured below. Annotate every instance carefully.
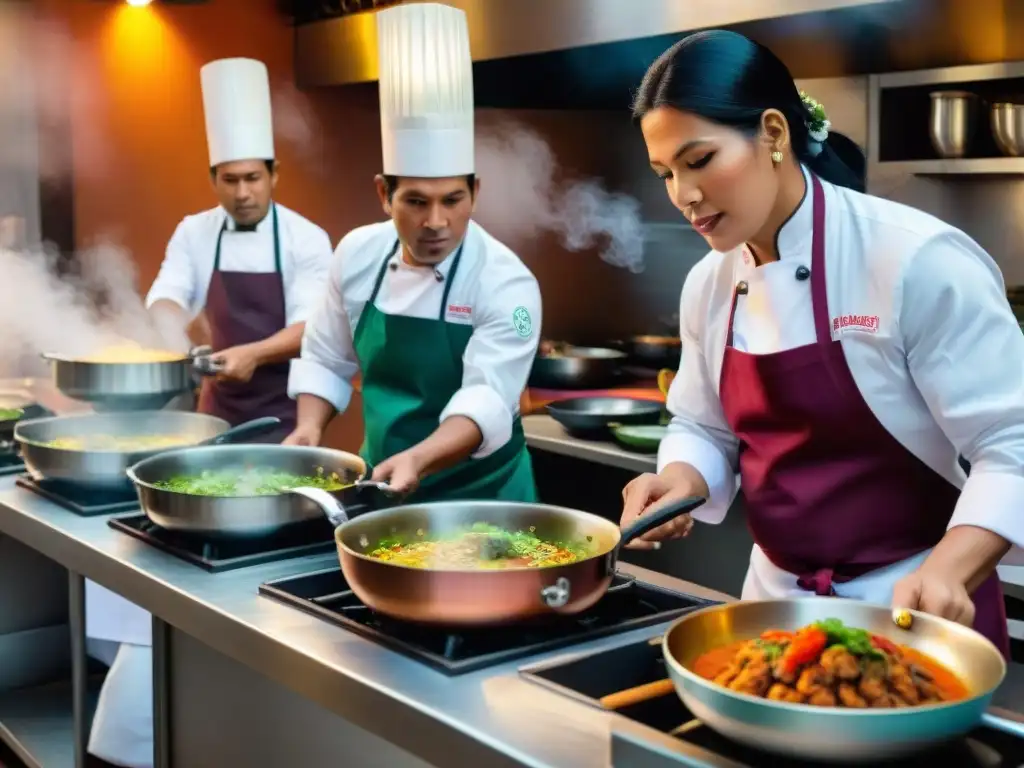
[929,91,978,159]
[128,444,372,537]
[662,598,1008,762]
[291,493,703,626]
[42,348,218,411]
[991,102,1024,157]
[529,345,627,389]
[16,412,279,490]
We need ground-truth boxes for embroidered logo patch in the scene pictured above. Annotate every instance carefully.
[831,314,879,336]
[512,306,532,338]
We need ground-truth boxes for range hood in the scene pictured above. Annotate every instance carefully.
[294,0,1024,109]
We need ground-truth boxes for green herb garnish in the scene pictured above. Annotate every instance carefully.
[152,467,349,497]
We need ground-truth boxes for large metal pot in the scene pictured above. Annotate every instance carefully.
[17,412,280,490]
[991,102,1024,157]
[662,598,1008,761]
[529,344,627,389]
[128,443,387,537]
[42,346,219,411]
[289,493,704,626]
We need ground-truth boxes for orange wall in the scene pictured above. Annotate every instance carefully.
[37,0,382,449]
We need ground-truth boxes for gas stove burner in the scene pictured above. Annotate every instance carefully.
[259,568,718,675]
[108,514,336,572]
[16,474,138,516]
[522,637,1024,767]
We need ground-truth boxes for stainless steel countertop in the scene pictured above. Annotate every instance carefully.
[523,415,657,474]
[0,478,733,768]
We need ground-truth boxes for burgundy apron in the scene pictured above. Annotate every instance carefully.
[197,204,296,441]
[719,175,1010,657]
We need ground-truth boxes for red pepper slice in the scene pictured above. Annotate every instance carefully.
[778,627,827,676]
[870,634,899,655]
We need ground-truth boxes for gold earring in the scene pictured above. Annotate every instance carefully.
[771,150,784,165]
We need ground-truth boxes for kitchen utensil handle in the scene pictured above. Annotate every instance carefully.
[599,678,674,710]
[618,496,705,548]
[288,487,350,528]
[204,416,281,446]
[354,480,399,496]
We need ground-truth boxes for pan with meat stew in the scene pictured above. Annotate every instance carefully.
[691,618,968,708]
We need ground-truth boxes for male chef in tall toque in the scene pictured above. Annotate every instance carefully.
[285,3,543,503]
[85,58,332,768]
[147,57,332,441]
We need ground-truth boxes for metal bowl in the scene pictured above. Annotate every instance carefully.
[128,444,368,537]
[662,598,1006,762]
[991,102,1024,157]
[929,91,978,159]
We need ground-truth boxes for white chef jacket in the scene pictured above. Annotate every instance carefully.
[145,202,333,323]
[659,167,1024,600]
[288,219,542,459]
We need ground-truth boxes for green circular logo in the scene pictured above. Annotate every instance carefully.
[512,306,532,338]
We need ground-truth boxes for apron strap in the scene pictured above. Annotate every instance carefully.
[436,240,466,320]
[367,239,401,305]
[213,203,281,274]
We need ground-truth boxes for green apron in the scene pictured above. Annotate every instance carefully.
[352,239,537,504]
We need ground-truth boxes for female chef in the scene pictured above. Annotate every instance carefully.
[620,29,1024,656]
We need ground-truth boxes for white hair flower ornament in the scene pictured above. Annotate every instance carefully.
[800,91,831,155]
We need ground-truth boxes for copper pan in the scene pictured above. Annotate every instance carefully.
[289,492,704,626]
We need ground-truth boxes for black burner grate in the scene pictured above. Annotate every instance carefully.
[109,514,336,573]
[259,568,717,675]
[16,475,139,516]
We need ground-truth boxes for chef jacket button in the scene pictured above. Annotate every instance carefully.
[388,260,398,271]
[795,265,810,281]
[434,269,445,282]
[736,281,749,295]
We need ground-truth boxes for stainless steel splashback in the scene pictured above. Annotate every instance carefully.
[293,0,1024,109]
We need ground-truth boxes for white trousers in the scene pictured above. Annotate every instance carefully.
[86,639,154,768]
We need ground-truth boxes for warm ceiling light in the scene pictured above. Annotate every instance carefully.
[126,0,153,6]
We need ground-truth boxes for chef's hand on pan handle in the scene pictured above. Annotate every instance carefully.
[370,450,421,495]
[210,343,261,383]
[891,526,1011,628]
[620,462,709,550]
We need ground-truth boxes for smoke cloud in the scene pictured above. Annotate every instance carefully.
[474,121,645,272]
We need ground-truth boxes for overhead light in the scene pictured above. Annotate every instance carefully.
[126,0,153,6]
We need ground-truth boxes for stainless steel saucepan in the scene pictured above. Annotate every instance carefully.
[42,346,221,411]
[16,412,280,490]
[529,343,627,389]
[288,492,705,626]
[127,443,394,537]
[661,598,1009,762]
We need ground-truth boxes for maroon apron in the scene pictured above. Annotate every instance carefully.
[197,204,296,441]
[718,175,1010,657]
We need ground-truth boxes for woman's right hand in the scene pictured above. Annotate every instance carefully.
[620,471,700,549]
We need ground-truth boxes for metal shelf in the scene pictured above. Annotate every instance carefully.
[873,158,1024,176]
[0,676,102,768]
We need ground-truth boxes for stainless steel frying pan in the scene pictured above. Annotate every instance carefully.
[16,412,280,490]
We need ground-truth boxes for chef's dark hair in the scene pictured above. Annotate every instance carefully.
[209,159,276,178]
[381,174,477,203]
[632,30,865,193]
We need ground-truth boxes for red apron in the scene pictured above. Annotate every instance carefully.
[197,204,296,441]
[719,175,1010,657]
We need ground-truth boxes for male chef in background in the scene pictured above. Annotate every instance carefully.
[85,58,332,768]
[146,57,332,441]
[285,3,542,503]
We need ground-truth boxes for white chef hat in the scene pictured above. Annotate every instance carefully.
[200,58,275,168]
[376,2,474,178]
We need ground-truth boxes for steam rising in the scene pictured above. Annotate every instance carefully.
[0,243,190,378]
[474,122,645,272]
